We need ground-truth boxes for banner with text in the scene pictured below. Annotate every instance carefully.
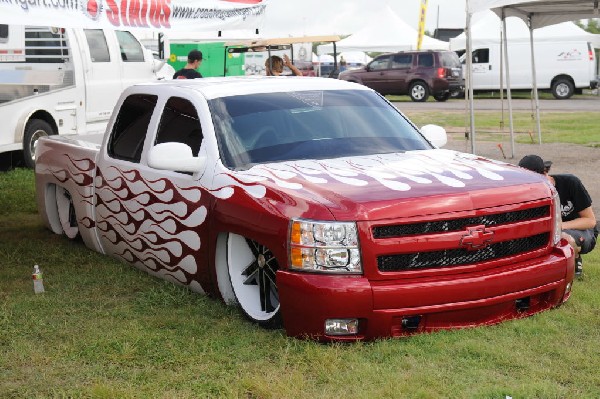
[0,0,267,32]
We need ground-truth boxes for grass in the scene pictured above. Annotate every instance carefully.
[2,168,600,397]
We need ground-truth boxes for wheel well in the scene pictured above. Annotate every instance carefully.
[409,79,428,88]
[551,75,574,87]
[26,111,58,135]
[215,232,237,305]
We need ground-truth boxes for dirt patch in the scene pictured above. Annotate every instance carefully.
[445,134,600,216]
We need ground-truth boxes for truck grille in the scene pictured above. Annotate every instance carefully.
[373,206,548,238]
[378,233,549,271]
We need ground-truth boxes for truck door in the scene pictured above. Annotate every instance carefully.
[82,29,122,123]
[469,48,494,89]
[95,92,211,292]
[114,31,152,91]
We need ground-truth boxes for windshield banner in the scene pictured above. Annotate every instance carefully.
[0,0,266,32]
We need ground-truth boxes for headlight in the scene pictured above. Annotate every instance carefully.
[551,188,562,245]
[289,219,362,274]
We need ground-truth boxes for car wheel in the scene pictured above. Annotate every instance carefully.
[409,81,429,102]
[433,92,450,102]
[551,78,574,99]
[226,233,282,329]
[23,119,53,169]
[56,186,79,239]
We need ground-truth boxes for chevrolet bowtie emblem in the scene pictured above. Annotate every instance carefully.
[460,225,494,251]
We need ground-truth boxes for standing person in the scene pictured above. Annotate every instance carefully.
[265,54,302,76]
[173,50,203,79]
[518,154,597,276]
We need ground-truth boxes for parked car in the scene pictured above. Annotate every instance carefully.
[338,50,464,102]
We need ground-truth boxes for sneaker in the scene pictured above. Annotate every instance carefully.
[574,255,583,277]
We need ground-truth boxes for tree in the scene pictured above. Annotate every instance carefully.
[575,19,600,34]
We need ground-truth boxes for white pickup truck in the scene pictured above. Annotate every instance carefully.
[35,77,574,341]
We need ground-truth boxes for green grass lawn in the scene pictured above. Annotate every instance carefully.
[2,168,600,397]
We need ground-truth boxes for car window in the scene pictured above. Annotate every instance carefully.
[418,53,434,67]
[472,48,489,64]
[391,54,412,69]
[210,90,432,170]
[84,29,110,62]
[441,51,461,68]
[115,31,145,62]
[369,55,391,71]
[107,94,158,162]
[155,97,203,157]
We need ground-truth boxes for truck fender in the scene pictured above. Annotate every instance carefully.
[14,108,57,143]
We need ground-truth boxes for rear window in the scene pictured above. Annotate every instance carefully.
[441,51,461,68]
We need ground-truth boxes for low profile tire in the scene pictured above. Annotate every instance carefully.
[56,186,79,239]
[409,81,429,102]
[23,119,53,169]
[433,92,450,102]
[226,233,282,329]
[551,79,574,100]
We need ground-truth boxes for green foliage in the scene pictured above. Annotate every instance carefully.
[2,166,600,397]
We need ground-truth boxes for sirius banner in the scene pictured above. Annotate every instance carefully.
[0,0,267,32]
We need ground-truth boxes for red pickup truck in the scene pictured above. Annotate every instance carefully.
[35,77,574,341]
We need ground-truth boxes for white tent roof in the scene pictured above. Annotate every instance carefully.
[468,0,600,29]
[317,6,449,55]
[451,10,600,49]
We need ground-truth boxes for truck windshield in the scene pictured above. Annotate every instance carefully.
[209,89,432,170]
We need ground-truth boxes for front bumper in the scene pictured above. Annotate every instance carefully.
[278,241,574,342]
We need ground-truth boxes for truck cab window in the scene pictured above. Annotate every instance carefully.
[115,31,145,62]
[84,29,110,62]
[107,94,158,163]
[155,97,203,157]
[0,25,8,42]
[472,49,489,64]
[392,54,412,69]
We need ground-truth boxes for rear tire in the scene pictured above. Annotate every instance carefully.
[409,81,429,102]
[551,78,574,99]
[23,119,53,169]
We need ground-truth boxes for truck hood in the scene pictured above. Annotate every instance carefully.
[221,149,549,221]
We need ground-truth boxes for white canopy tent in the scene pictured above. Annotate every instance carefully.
[464,0,600,157]
[316,5,449,55]
[451,10,600,49]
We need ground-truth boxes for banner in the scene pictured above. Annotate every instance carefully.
[416,0,427,50]
[0,0,267,32]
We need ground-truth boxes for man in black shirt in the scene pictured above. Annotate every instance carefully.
[173,50,203,79]
[519,154,597,276]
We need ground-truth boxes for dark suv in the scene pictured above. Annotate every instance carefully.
[338,50,464,102]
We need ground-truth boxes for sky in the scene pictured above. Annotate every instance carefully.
[261,0,468,37]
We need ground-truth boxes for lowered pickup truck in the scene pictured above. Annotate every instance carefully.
[35,77,574,341]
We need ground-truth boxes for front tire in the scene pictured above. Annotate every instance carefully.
[409,81,429,102]
[551,78,574,99]
[23,119,53,169]
[226,233,282,328]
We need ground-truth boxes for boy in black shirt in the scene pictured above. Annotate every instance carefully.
[173,50,203,79]
[519,154,597,276]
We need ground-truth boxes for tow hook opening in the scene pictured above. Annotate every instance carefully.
[515,297,530,312]
[401,315,422,331]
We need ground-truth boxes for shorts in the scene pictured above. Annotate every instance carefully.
[563,227,598,254]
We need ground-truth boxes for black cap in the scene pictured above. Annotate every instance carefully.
[518,154,545,174]
[188,50,203,62]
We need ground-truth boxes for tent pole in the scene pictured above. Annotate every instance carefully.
[502,11,515,159]
[528,18,542,145]
[466,4,476,155]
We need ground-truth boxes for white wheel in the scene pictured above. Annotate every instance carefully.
[226,233,281,328]
[56,186,79,239]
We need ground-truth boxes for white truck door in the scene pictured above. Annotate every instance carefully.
[114,31,155,91]
[81,29,122,123]
[469,47,495,90]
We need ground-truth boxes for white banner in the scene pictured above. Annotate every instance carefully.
[0,0,267,32]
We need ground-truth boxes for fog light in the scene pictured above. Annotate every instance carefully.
[325,318,359,335]
[565,282,572,296]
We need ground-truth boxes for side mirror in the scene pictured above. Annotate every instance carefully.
[147,142,205,173]
[421,124,447,148]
